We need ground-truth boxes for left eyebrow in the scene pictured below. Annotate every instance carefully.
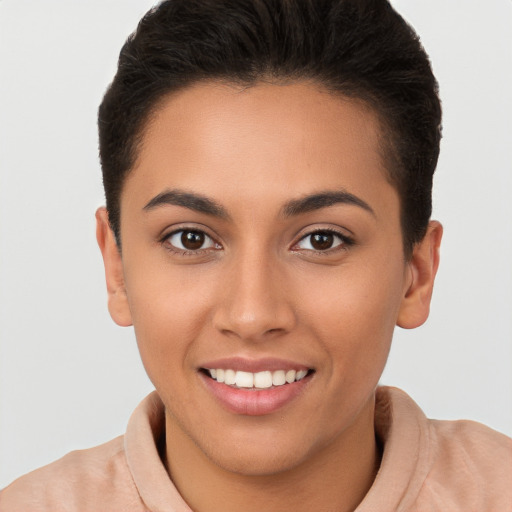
[143,189,229,219]
[282,190,375,218]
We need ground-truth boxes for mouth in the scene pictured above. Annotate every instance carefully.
[201,368,312,389]
[198,363,315,415]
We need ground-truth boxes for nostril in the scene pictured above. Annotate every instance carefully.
[212,289,297,340]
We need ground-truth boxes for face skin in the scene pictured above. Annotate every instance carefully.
[97,81,442,512]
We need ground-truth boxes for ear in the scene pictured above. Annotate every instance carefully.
[397,221,443,329]
[95,207,133,327]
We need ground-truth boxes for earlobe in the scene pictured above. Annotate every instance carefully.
[95,207,133,327]
[397,221,443,329]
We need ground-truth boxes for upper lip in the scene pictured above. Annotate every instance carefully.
[199,357,312,373]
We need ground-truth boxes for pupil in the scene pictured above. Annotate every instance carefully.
[181,231,204,250]
[311,233,333,250]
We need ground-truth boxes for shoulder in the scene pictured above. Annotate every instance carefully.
[368,387,512,512]
[418,417,512,511]
[0,436,146,512]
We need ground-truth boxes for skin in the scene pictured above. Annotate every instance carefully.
[97,81,442,512]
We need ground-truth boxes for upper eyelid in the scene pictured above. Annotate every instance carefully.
[160,224,220,243]
[294,226,354,242]
[162,229,221,256]
[294,221,354,236]
[159,225,353,251]
[291,228,354,252]
[301,227,349,237]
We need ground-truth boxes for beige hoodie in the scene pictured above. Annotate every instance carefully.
[2,387,511,512]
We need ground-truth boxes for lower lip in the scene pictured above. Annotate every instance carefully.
[200,372,312,416]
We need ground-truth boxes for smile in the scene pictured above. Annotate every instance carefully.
[200,363,315,415]
[205,368,309,389]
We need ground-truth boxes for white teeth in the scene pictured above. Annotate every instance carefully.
[296,370,308,381]
[235,371,254,388]
[224,369,236,385]
[285,369,296,383]
[206,368,310,388]
[272,370,286,386]
[254,371,273,389]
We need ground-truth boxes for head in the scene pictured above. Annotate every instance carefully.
[96,0,443,485]
[99,0,441,258]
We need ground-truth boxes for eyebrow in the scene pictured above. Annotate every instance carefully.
[143,188,374,220]
[143,189,229,219]
[282,190,375,218]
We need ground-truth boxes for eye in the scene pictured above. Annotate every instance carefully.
[166,229,218,252]
[294,230,351,252]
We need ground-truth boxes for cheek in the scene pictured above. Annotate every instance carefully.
[299,258,405,378]
[123,261,217,380]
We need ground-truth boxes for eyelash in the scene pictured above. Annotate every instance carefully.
[292,229,354,254]
[161,228,221,255]
[161,228,354,256]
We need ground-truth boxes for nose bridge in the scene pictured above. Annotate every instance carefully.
[214,243,295,340]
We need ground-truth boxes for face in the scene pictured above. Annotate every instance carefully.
[98,81,440,476]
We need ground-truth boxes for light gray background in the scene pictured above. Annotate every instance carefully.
[1,0,511,488]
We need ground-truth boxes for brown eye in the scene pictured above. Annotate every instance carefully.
[181,231,205,250]
[167,229,217,252]
[295,230,350,252]
[310,233,334,250]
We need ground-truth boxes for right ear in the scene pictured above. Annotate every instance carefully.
[95,207,133,327]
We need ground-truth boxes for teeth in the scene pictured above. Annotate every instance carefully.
[224,369,236,385]
[285,369,296,383]
[235,371,254,388]
[296,370,308,381]
[206,368,310,389]
[254,371,272,389]
[272,370,286,386]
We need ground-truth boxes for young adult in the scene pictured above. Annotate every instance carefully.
[1,0,511,510]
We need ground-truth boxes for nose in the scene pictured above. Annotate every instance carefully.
[213,249,296,342]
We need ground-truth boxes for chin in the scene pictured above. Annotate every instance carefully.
[205,441,312,477]
[195,416,344,478]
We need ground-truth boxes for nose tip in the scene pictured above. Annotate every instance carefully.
[212,257,296,341]
[217,309,291,341]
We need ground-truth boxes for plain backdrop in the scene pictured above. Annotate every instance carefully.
[0,0,511,488]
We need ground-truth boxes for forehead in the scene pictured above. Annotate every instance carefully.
[122,81,396,220]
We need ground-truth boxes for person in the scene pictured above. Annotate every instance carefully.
[1,0,511,510]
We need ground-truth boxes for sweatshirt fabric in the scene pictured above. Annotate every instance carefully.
[1,387,511,511]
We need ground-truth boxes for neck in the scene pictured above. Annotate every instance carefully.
[165,397,379,512]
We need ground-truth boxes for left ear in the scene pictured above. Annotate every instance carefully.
[397,221,443,329]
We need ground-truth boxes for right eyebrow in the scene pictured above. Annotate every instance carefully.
[143,189,230,219]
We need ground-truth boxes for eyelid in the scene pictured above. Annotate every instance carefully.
[159,222,219,241]
[160,224,223,254]
[168,230,216,250]
[158,223,354,256]
[291,226,355,253]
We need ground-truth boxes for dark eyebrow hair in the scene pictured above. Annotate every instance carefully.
[282,190,375,217]
[143,189,229,219]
